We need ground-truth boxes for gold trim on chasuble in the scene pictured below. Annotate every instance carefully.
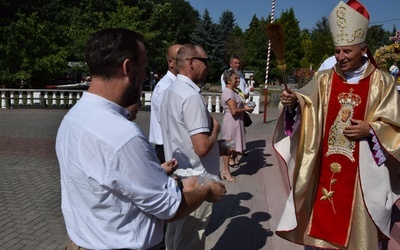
[308,72,371,247]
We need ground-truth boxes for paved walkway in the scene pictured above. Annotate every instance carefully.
[0,107,302,250]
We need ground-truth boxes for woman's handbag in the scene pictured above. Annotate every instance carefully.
[244,112,252,127]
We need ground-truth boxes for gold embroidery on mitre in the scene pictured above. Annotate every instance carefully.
[332,4,366,45]
[320,162,342,213]
[326,88,361,162]
[328,2,369,46]
[335,5,348,44]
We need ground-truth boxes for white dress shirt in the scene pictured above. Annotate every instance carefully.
[318,56,337,71]
[56,92,181,250]
[149,71,176,145]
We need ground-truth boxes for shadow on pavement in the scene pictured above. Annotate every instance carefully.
[206,192,253,236]
[211,211,273,250]
[232,139,271,177]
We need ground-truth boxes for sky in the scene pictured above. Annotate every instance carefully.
[187,0,400,33]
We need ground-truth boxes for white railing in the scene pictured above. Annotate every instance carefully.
[0,89,83,109]
[0,89,260,114]
[202,93,260,114]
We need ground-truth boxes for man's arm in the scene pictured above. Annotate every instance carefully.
[190,116,220,157]
[167,177,226,222]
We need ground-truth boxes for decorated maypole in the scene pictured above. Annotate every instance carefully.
[263,0,276,123]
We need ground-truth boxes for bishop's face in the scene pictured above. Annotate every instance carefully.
[334,44,367,72]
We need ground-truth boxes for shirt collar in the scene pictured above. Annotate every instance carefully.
[176,74,201,93]
[166,70,177,81]
[83,92,131,119]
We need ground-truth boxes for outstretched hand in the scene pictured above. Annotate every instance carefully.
[161,158,178,175]
[181,177,226,201]
[203,181,227,202]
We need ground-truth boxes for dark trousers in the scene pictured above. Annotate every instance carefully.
[155,144,165,163]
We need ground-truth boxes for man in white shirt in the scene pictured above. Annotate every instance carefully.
[220,54,249,99]
[160,44,222,249]
[149,44,182,163]
[56,29,226,250]
[317,55,337,71]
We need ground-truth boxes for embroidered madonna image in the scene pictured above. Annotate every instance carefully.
[326,89,361,162]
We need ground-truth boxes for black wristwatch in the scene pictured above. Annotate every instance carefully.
[176,177,184,192]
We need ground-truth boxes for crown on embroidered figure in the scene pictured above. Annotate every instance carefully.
[338,88,361,108]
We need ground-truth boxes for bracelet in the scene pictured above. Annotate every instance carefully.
[176,177,184,192]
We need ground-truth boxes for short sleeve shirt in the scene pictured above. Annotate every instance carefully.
[160,75,220,177]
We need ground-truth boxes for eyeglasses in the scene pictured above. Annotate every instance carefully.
[188,57,208,66]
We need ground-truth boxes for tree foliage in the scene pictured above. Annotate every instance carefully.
[0,0,198,87]
[0,1,396,88]
[308,16,334,68]
[190,9,226,81]
[366,25,392,53]
[277,8,303,73]
[242,15,269,85]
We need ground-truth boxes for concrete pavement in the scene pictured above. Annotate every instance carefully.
[0,107,302,250]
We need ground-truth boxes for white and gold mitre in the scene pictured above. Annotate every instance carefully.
[329,0,370,46]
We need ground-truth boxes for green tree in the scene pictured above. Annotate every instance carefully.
[126,0,199,73]
[309,16,334,68]
[243,15,269,86]
[0,0,199,87]
[0,11,69,88]
[190,9,225,81]
[366,25,392,53]
[299,30,313,69]
[217,9,237,71]
[277,8,302,73]
[0,0,396,89]
[224,26,246,70]
[218,10,236,40]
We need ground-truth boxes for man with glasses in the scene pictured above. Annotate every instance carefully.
[160,44,221,249]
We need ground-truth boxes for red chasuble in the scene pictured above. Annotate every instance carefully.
[308,71,372,246]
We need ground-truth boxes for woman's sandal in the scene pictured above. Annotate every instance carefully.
[221,171,236,183]
[229,160,239,168]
